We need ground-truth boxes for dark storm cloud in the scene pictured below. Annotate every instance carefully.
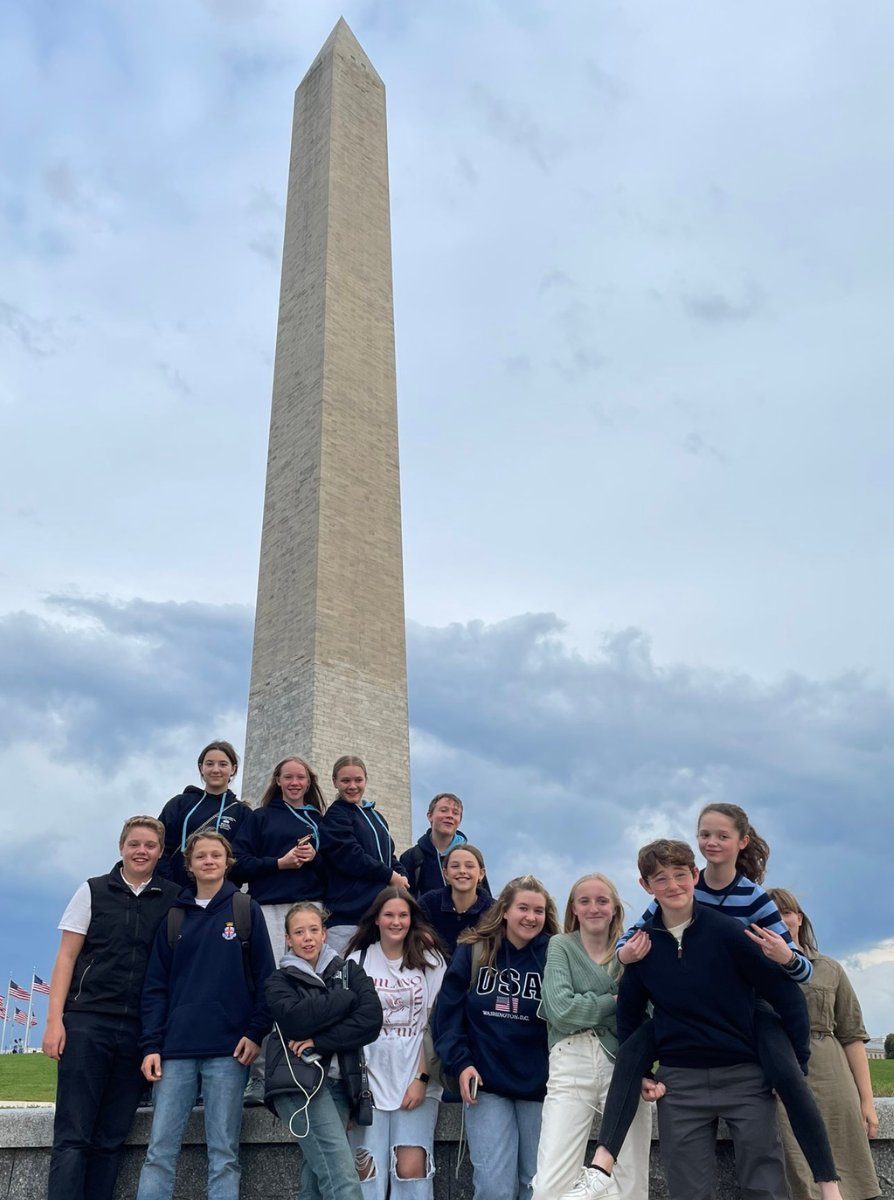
[0,594,253,765]
[406,613,894,955]
[0,596,890,956]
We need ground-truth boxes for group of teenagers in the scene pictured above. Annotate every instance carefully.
[42,739,880,1200]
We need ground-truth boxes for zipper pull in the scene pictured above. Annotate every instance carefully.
[677,943,682,960]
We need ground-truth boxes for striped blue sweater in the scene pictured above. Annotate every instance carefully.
[618,869,812,982]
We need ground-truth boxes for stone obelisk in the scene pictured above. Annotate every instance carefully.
[243,18,411,847]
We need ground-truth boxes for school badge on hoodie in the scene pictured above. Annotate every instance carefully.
[222,921,237,941]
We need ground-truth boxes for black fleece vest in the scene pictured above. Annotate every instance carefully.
[65,868,180,1020]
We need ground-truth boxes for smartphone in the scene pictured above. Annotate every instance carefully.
[300,1047,323,1063]
[296,835,312,846]
[469,1076,479,1100]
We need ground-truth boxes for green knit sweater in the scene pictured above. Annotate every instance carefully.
[539,931,622,1055]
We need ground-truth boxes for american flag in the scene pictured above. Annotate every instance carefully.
[494,994,519,1015]
[32,975,50,996]
[8,980,29,1001]
[0,998,6,1019]
[14,1008,28,1026]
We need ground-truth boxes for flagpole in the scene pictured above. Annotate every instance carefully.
[23,974,36,1052]
[0,979,11,1054]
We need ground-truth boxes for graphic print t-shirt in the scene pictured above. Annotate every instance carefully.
[349,942,446,1110]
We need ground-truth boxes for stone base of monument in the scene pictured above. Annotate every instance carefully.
[2,1099,893,1198]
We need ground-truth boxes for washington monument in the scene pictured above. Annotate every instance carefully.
[243,19,411,846]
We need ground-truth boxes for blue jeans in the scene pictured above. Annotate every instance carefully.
[466,1091,543,1200]
[347,1097,439,1200]
[273,1079,360,1200]
[136,1056,248,1200]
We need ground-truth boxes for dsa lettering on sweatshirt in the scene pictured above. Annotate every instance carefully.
[476,966,542,1020]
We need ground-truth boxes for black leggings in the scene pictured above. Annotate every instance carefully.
[597,1008,838,1182]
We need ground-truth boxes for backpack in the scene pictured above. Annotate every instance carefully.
[406,844,425,893]
[166,890,255,994]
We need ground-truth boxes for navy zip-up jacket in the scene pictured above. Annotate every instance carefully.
[157,786,249,888]
[433,932,551,1101]
[399,829,492,897]
[418,887,492,957]
[320,799,407,926]
[617,902,810,1070]
[230,799,326,904]
[140,881,274,1058]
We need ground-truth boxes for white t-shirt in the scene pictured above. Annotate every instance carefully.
[58,875,153,935]
[666,917,693,952]
[349,942,446,1111]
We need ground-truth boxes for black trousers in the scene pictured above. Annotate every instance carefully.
[598,1010,837,1182]
[48,1010,145,1200]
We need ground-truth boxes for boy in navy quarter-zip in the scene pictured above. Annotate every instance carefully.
[613,840,809,1200]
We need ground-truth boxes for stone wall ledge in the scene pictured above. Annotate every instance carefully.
[2,1097,892,1198]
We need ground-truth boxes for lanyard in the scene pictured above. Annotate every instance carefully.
[357,804,388,863]
[285,805,320,849]
[180,792,227,853]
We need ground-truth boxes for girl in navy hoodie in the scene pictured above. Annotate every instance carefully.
[320,756,408,954]
[434,876,559,1200]
[232,756,327,963]
[136,831,274,1200]
[232,755,327,1105]
[157,741,250,889]
[418,844,491,958]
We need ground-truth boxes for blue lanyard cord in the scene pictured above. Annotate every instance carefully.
[180,792,227,853]
[357,805,388,864]
[285,805,320,850]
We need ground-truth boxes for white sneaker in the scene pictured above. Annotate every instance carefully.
[559,1167,620,1200]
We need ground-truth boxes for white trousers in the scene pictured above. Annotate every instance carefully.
[531,1032,651,1200]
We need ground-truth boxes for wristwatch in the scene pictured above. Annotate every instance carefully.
[415,1072,430,1083]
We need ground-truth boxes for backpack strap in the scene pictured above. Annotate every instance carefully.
[468,940,485,989]
[232,890,255,994]
[166,893,254,994]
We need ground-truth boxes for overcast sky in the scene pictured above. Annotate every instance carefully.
[2,0,892,1037]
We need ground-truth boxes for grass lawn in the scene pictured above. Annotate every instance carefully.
[1,1052,892,1104]
[0,1054,57,1102]
[870,1057,894,1097]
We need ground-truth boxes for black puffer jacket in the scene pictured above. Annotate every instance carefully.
[264,950,383,1115]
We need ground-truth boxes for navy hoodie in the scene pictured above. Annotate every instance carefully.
[140,881,274,1058]
[157,786,249,889]
[433,932,550,1101]
[617,902,810,1070]
[418,887,492,957]
[320,799,407,926]
[230,799,325,905]
[399,830,493,897]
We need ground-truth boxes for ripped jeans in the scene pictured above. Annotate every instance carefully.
[347,1098,438,1200]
